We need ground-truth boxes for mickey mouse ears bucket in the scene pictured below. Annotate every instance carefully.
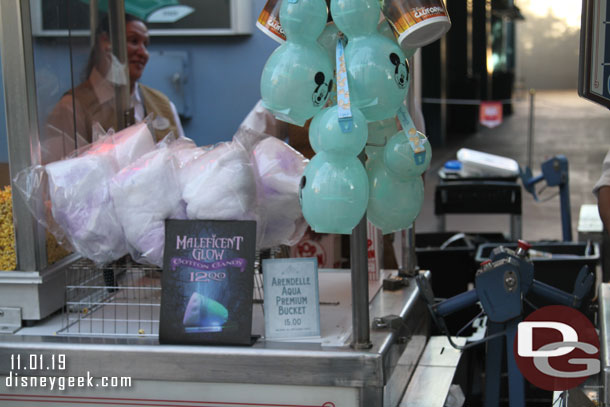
[380,0,451,49]
[256,0,286,43]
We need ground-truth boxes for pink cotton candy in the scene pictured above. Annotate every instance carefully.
[252,137,308,248]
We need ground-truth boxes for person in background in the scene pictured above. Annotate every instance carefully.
[594,150,610,281]
[44,14,184,163]
[595,151,610,229]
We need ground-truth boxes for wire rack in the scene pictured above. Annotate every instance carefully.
[56,249,276,338]
[58,257,162,337]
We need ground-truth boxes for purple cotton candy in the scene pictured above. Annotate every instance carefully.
[46,152,127,265]
[252,137,308,248]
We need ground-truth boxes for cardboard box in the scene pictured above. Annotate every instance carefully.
[367,221,383,281]
[291,232,343,269]
[291,223,383,277]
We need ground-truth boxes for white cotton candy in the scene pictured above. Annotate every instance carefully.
[46,153,127,264]
[87,122,156,169]
[179,142,258,221]
[112,123,156,168]
[110,148,183,267]
[43,122,163,265]
[252,137,308,248]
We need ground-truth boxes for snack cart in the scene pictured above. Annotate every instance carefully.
[0,1,443,406]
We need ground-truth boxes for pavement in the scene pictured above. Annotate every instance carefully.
[415,89,610,243]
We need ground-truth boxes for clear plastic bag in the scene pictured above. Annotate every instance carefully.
[251,136,309,248]
[13,122,157,266]
[16,109,309,264]
[86,122,156,169]
[234,100,309,249]
[109,135,194,267]
[45,151,127,264]
[233,99,283,151]
[177,141,260,223]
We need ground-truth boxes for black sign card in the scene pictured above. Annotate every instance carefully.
[159,219,256,346]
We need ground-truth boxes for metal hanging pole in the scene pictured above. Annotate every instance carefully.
[350,214,372,349]
[439,27,448,147]
[399,226,418,277]
[350,152,372,349]
[485,0,493,100]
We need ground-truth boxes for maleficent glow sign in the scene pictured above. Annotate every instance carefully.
[159,219,256,346]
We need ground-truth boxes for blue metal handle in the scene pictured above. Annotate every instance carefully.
[530,280,576,307]
[435,289,479,317]
[572,265,594,301]
[519,167,543,201]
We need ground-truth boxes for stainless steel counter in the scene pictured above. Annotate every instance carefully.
[0,271,429,407]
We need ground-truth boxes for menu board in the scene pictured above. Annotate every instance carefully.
[159,219,256,346]
[579,0,610,109]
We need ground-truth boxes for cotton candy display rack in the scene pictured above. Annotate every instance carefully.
[58,256,162,337]
[14,121,309,267]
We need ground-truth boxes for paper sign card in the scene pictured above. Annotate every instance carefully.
[263,257,320,340]
[159,219,256,346]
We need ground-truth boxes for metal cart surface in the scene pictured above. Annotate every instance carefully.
[0,269,429,407]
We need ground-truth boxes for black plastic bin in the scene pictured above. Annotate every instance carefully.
[417,232,509,298]
[475,242,600,306]
[416,232,509,334]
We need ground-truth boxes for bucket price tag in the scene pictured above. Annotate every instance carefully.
[263,257,320,340]
[336,37,353,133]
[397,105,428,164]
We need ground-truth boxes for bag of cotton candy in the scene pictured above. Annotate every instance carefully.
[44,152,126,264]
[109,136,195,267]
[12,122,156,265]
[47,122,156,264]
[233,100,309,249]
[175,141,260,224]
[250,137,309,249]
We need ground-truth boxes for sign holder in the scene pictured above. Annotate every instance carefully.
[262,257,321,340]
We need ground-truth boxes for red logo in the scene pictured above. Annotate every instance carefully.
[513,305,599,391]
[296,241,326,267]
[479,101,503,128]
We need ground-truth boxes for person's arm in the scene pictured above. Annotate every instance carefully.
[595,151,610,231]
[599,186,610,232]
